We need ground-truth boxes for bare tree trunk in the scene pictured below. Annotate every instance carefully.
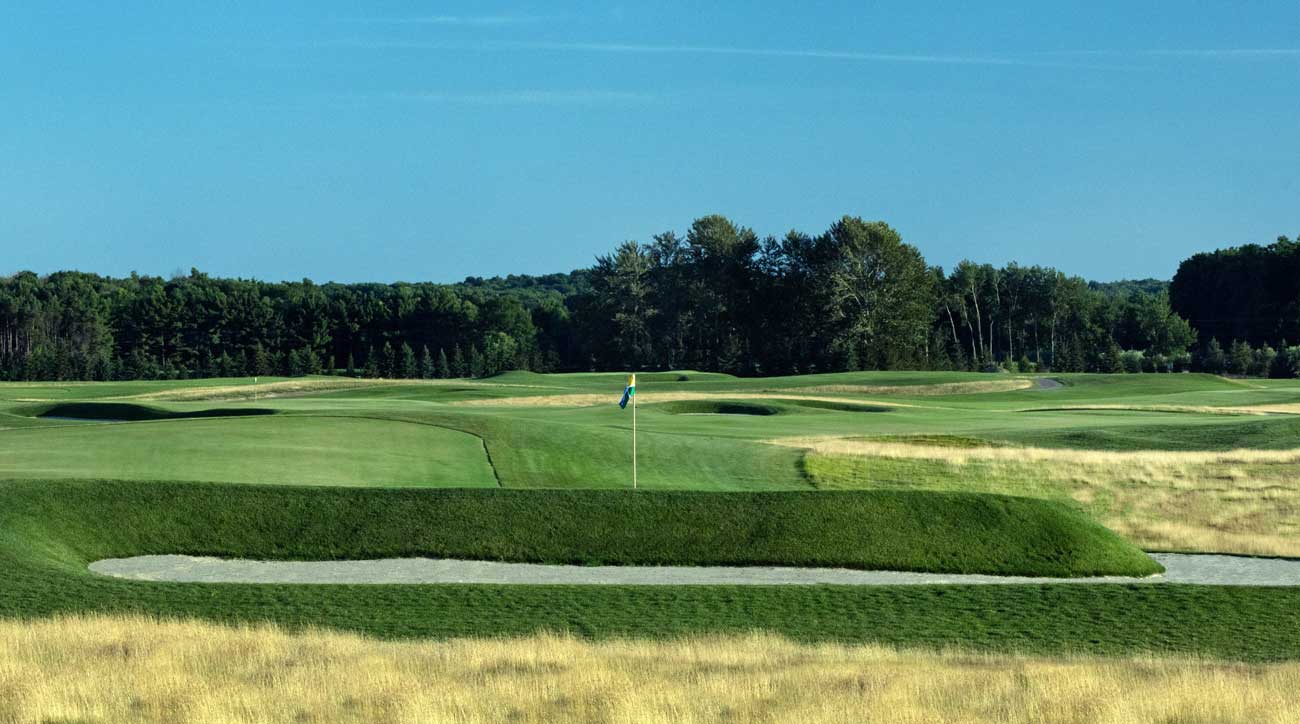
[1050,312,1057,365]
[944,303,960,347]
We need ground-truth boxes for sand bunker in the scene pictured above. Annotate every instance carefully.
[88,553,1298,586]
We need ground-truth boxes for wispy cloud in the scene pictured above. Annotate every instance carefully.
[513,41,1037,66]
[381,89,657,105]
[322,39,1128,70]
[340,15,541,26]
[1045,48,1300,58]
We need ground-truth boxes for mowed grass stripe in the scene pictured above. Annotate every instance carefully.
[0,417,497,487]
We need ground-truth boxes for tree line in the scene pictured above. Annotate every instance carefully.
[1165,235,1300,380]
[2,216,1296,381]
[576,215,1201,375]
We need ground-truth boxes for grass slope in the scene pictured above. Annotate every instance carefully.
[9,481,1300,661]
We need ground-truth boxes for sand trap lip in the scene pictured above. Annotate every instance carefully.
[86,553,1298,586]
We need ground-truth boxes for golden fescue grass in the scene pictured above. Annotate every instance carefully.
[799,379,1034,396]
[3,615,1299,724]
[121,378,381,401]
[781,437,1300,556]
[1018,404,1300,416]
[776,437,1300,467]
[121,378,555,402]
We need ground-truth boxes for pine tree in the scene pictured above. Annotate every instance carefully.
[468,344,485,378]
[303,346,322,375]
[91,352,114,381]
[451,344,466,378]
[252,343,273,377]
[419,345,434,379]
[198,349,216,379]
[1105,339,1124,374]
[296,348,316,376]
[400,342,418,379]
[1271,341,1299,379]
[345,351,356,377]
[363,345,381,379]
[380,342,396,379]
[217,351,234,377]
[1201,338,1226,374]
[1228,339,1254,376]
[436,347,451,379]
[1254,344,1278,378]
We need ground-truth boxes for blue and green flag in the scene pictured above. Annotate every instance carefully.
[618,373,636,409]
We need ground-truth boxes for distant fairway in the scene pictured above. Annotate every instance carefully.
[0,416,497,487]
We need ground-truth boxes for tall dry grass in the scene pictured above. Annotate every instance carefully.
[781,437,1300,556]
[779,436,1300,467]
[1,615,1298,724]
[1017,403,1300,416]
[121,378,556,402]
[798,378,1034,396]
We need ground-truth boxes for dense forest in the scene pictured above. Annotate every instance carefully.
[2,216,1297,381]
[1170,237,1300,349]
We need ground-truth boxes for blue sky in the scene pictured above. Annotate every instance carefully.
[2,2,1297,283]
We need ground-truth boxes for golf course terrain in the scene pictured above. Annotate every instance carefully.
[2,370,1300,664]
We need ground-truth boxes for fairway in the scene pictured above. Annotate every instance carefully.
[0,415,497,487]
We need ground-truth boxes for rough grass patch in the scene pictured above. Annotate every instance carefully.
[6,615,1300,724]
[792,438,1300,557]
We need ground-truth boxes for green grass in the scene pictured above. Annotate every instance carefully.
[0,479,1295,661]
[998,413,1300,451]
[0,416,498,487]
[2,480,1157,577]
[2,371,1300,659]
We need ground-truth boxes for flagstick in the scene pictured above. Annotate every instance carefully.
[632,385,638,490]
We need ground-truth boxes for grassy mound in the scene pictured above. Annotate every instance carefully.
[36,402,276,421]
[656,400,784,416]
[4,481,1157,577]
[8,482,1300,660]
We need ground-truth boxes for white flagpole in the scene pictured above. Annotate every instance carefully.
[632,380,637,490]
